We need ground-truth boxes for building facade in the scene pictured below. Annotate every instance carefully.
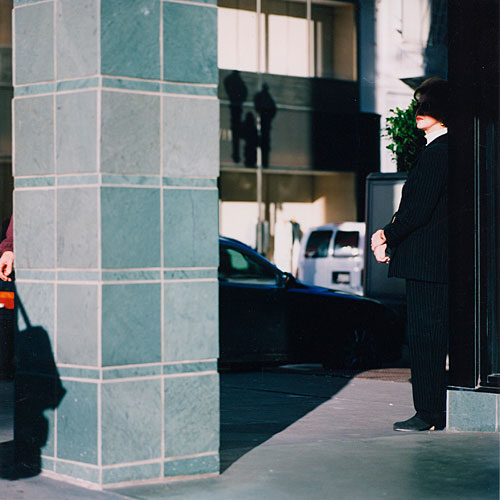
[217,0,379,267]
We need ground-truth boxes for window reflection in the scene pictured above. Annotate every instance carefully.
[219,247,279,285]
[218,0,356,81]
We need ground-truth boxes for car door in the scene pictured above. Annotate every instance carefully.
[219,243,288,365]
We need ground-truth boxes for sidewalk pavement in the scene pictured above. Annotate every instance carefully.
[1,367,499,500]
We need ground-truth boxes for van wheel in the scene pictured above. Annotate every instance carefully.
[342,328,379,370]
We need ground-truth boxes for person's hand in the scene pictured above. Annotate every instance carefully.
[373,244,390,264]
[0,251,14,281]
[371,229,386,251]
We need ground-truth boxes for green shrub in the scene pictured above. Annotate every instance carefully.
[385,100,426,172]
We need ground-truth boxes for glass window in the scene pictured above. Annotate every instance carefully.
[219,246,279,284]
[217,0,357,81]
[333,231,360,257]
[265,0,309,77]
[218,0,261,72]
[312,3,356,80]
[304,230,332,258]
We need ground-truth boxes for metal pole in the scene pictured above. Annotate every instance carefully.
[307,0,312,77]
[256,0,264,254]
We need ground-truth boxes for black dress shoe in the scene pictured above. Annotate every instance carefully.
[393,414,444,432]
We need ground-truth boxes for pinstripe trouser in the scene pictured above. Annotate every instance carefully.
[406,279,449,424]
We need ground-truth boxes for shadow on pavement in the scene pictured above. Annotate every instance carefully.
[219,345,412,473]
[219,369,352,472]
[0,290,65,480]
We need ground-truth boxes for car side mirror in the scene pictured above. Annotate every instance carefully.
[280,272,295,288]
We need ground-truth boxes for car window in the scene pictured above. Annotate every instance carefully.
[333,231,360,257]
[219,247,279,285]
[304,230,333,258]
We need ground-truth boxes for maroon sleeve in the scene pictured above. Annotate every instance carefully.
[0,217,13,256]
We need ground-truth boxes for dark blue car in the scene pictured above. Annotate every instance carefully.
[219,236,404,370]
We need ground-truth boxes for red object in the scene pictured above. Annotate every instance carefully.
[0,291,14,309]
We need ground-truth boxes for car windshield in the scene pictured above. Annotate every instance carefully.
[304,230,332,258]
[219,246,279,285]
[333,231,360,257]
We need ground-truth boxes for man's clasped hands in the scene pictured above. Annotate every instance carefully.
[371,229,390,264]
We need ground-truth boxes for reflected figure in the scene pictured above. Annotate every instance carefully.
[254,83,277,168]
[242,112,258,168]
[223,70,248,164]
[0,293,65,479]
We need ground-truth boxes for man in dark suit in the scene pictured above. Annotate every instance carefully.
[372,78,449,431]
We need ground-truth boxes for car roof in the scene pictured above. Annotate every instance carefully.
[305,222,365,236]
[219,235,254,250]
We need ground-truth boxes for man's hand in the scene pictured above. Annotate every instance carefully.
[371,229,386,251]
[373,244,390,264]
[0,251,14,281]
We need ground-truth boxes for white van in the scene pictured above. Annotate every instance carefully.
[297,222,365,295]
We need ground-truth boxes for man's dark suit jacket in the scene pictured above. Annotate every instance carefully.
[383,133,448,283]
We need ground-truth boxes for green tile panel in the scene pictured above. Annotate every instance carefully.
[57,270,100,281]
[57,188,99,269]
[163,453,219,477]
[162,96,219,178]
[102,462,162,485]
[55,460,100,485]
[102,270,162,282]
[15,282,55,345]
[101,174,161,187]
[101,0,161,80]
[57,174,100,186]
[15,269,57,281]
[14,0,49,6]
[14,1,54,84]
[56,0,99,80]
[102,365,162,380]
[163,3,217,84]
[101,91,161,175]
[14,95,54,176]
[15,190,56,269]
[58,366,101,380]
[101,379,162,465]
[40,456,56,472]
[15,177,56,188]
[102,77,160,93]
[161,83,217,96]
[163,268,217,281]
[56,91,98,174]
[164,373,219,457]
[163,177,217,188]
[57,284,99,366]
[163,189,218,268]
[14,83,56,96]
[102,283,162,366]
[101,187,161,269]
[164,281,218,361]
[57,380,98,464]
[448,390,498,432]
[162,360,217,375]
[56,78,100,92]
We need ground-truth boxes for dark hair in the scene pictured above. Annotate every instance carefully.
[413,77,450,125]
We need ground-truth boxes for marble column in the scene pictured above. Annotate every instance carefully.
[13,0,219,488]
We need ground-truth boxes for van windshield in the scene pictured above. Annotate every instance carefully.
[305,230,332,258]
[333,231,360,257]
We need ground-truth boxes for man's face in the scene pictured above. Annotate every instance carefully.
[416,114,440,132]
[413,97,442,132]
